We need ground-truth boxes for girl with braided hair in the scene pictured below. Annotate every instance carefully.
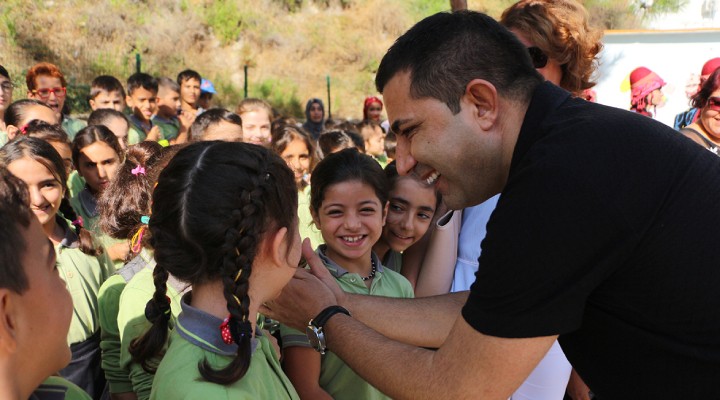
[129,141,301,399]
[0,136,114,399]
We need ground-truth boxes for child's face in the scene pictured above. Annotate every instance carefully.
[28,75,65,120]
[241,109,272,146]
[157,87,181,118]
[90,90,126,112]
[104,117,129,151]
[180,78,201,108]
[382,177,436,252]
[363,126,385,157]
[77,141,121,194]
[312,181,387,265]
[49,140,74,176]
[7,156,64,228]
[280,138,311,187]
[127,87,158,122]
[13,217,73,386]
[0,74,13,115]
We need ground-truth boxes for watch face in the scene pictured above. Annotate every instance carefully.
[305,326,325,353]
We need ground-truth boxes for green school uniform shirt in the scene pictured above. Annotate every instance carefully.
[30,376,92,400]
[117,263,185,400]
[152,115,180,141]
[127,125,145,145]
[66,170,85,200]
[0,129,7,147]
[280,246,414,400]
[150,294,299,400]
[298,185,324,247]
[69,186,127,270]
[62,116,86,141]
[98,248,153,394]
[55,216,115,345]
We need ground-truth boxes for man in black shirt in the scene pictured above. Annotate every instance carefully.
[263,11,720,399]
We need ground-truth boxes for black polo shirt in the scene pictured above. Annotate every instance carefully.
[462,82,720,399]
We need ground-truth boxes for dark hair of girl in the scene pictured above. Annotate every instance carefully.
[23,119,70,144]
[71,125,125,175]
[0,136,99,256]
[384,161,442,206]
[129,141,297,383]
[270,124,316,188]
[310,148,388,214]
[98,141,162,245]
[3,99,52,127]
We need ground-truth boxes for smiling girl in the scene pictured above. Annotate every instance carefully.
[280,149,413,400]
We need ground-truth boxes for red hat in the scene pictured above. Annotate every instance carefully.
[701,57,720,78]
[630,67,665,105]
[363,96,383,120]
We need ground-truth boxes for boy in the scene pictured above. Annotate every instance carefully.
[188,108,243,142]
[125,73,160,145]
[88,75,126,113]
[153,77,192,145]
[0,169,88,400]
[87,109,130,151]
[357,120,387,167]
[177,69,202,116]
[26,62,86,140]
[199,78,216,110]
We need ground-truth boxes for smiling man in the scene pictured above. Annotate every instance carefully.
[264,10,720,400]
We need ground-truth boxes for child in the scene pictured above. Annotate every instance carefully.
[89,75,127,113]
[271,125,323,246]
[372,161,438,273]
[23,120,73,176]
[177,69,202,116]
[236,98,272,147]
[25,62,86,139]
[70,125,128,267]
[0,137,114,398]
[199,78,216,110]
[129,141,300,399]
[154,77,193,145]
[3,99,58,142]
[125,73,160,145]
[357,120,386,167]
[317,129,356,159]
[384,130,396,163]
[280,148,414,400]
[96,141,163,400]
[0,65,13,136]
[0,169,92,400]
[88,108,131,151]
[188,108,243,142]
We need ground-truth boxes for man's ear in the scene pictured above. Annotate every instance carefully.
[464,79,499,131]
[0,289,18,355]
[5,125,19,141]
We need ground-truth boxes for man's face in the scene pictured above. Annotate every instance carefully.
[384,71,503,209]
[28,75,65,120]
[90,90,126,112]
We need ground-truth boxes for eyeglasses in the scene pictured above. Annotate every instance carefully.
[0,82,14,92]
[527,47,548,69]
[706,96,720,112]
[31,87,66,99]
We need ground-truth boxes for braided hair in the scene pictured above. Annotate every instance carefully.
[129,141,297,383]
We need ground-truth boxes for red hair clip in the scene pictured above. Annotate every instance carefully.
[19,125,28,135]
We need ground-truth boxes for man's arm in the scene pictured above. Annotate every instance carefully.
[325,312,556,400]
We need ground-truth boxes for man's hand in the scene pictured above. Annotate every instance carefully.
[260,239,342,330]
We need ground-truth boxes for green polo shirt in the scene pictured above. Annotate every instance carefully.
[98,248,153,394]
[66,171,85,200]
[152,115,180,141]
[150,294,299,400]
[117,262,185,400]
[55,217,115,345]
[298,186,324,247]
[280,245,413,400]
[69,186,127,270]
[62,116,86,141]
[30,376,92,400]
[0,129,7,147]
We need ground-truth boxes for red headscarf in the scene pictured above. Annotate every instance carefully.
[363,96,383,121]
[630,67,665,116]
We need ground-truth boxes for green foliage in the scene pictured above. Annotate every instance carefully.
[254,78,303,118]
[66,81,91,115]
[407,0,450,19]
[204,0,243,44]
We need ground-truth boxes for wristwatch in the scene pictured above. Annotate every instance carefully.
[305,305,351,354]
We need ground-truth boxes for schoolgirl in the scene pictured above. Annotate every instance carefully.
[132,141,300,399]
[281,148,413,400]
[0,136,114,398]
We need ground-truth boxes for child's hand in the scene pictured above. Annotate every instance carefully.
[179,110,196,131]
[145,125,161,142]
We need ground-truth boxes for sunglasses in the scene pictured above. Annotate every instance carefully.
[707,96,720,112]
[31,87,66,100]
[527,47,548,69]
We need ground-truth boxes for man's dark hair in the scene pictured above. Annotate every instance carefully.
[0,168,33,293]
[127,73,158,96]
[90,75,126,99]
[375,10,543,113]
[177,69,201,85]
[189,108,242,142]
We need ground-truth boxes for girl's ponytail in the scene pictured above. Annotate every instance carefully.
[128,262,171,373]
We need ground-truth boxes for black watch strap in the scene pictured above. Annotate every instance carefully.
[311,305,351,329]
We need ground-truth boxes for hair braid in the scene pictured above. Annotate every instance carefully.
[58,198,99,256]
[129,262,172,374]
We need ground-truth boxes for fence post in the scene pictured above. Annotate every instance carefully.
[326,75,332,119]
[135,53,141,73]
[244,65,249,99]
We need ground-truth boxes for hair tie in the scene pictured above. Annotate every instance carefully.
[220,316,253,345]
[131,226,146,254]
[19,125,28,135]
[140,215,150,225]
[144,296,171,323]
[131,165,146,176]
[71,217,84,228]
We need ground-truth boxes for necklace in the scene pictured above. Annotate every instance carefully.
[361,258,377,281]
